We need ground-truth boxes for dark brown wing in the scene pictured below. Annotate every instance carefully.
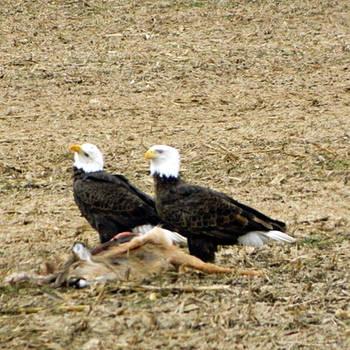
[157,181,285,262]
[73,171,160,242]
[158,182,285,241]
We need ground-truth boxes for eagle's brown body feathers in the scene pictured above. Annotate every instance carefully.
[153,174,286,262]
[73,168,161,243]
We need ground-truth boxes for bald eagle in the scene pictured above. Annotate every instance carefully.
[144,145,296,262]
[69,143,186,244]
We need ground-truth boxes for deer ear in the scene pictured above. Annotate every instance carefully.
[72,242,92,262]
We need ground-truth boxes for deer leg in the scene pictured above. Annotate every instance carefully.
[168,250,263,276]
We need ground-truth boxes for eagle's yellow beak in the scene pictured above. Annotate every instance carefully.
[144,149,156,160]
[70,144,83,154]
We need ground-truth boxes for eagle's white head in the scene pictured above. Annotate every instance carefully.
[70,143,104,173]
[144,145,180,178]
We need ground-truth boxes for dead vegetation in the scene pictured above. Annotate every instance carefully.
[0,0,349,349]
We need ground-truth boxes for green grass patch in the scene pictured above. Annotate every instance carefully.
[301,236,323,246]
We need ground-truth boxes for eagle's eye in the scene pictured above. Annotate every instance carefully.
[83,151,90,157]
[157,149,164,154]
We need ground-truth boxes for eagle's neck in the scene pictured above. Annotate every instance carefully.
[73,167,85,179]
[153,173,181,192]
[73,167,103,180]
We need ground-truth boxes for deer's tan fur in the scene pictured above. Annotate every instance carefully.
[5,227,262,288]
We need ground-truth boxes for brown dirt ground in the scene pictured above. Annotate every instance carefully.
[0,0,349,349]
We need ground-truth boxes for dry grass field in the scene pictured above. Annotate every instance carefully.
[0,0,349,349]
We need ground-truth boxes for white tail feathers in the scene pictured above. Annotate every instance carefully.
[132,225,188,246]
[265,230,296,244]
[238,230,296,247]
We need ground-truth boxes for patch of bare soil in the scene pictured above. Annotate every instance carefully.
[0,0,349,349]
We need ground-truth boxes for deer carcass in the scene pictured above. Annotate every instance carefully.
[5,227,262,288]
